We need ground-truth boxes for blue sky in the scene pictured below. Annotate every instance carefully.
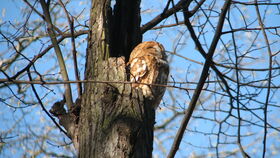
[1,0,280,157]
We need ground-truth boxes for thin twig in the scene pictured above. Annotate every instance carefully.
[0,78,225,95]
[189,0,207,16]
[9,30,88,80]
[22,0,63,34]
[254,1,273,158]
[0,79,190,91]
[232,1,280,6]
[222,26,280,34]
[166,51,203,65]
[27,69,69,137]
[58,0,82,98]
[228,7,250,158]
[184,13,235,96]
[171,0,179,24]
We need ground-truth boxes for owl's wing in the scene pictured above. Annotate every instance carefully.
[129,56,148,82]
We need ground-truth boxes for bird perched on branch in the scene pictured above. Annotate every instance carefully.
[128,41,169,109]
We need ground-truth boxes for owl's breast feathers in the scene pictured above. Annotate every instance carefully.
[129,56,148,84]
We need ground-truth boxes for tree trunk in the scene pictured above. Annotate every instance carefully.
[78,0,154,157]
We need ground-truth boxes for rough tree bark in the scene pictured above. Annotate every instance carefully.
[77,0,154,157]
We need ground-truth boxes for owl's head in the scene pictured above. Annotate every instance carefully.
[142,41,168,60]
[129,41,169,62]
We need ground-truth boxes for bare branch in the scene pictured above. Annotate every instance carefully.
[228,7,250,157]
[9,30,88,80]
[167,1,232,157]
[141,0,191,33]
[58,0,82,98]
[222,26,280,34]
[22,0,63,35]
[254,1,273,157]
[232,1,280,6]
[39,0,74,109]
[27,69,69,137]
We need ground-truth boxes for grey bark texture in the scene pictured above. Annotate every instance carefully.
[77,0,154,157]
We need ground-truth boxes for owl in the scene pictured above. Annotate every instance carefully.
[128,41,169,109]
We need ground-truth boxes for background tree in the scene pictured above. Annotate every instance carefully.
[1,0,280,157]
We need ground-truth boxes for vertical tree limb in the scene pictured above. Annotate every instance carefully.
[58,0,82,98]
[39,0,73,109]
